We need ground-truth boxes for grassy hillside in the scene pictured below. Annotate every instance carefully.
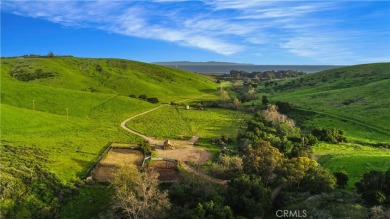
[0,56,219,183]
[313,143,390,188]
[0,56,224,218]
[269,63,390,144]
[2,57,217,102]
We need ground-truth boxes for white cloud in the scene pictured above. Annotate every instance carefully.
[2,0,389,63]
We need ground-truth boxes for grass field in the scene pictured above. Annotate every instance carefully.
[126,106,250,140]
[313,142,390,188]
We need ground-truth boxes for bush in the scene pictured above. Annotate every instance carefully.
[312,128,346,143]
[138,94,148,100]
[362,191,386,205]
[333,171,349,188]
[275,101,292,114]
[300,166,337,194]
[355,169,390,205]
[138,142,152,155]
[147,97,159,103]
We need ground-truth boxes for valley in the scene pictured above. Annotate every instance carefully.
[1,57,389,218]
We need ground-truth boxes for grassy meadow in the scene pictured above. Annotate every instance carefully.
[314,143,390,188]
[127,105,250,140]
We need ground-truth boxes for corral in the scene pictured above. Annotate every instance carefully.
[90,140,212,183]
[148,159,183,182]
[91,146,143,182]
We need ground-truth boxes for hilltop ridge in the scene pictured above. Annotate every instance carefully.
[1,57,217,102]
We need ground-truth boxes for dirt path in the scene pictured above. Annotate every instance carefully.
[271,183,288,201]
[120,91,220,144]
[120,104,167,144]
[120,91,225,184]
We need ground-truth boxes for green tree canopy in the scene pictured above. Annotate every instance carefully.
[226,174,271,219]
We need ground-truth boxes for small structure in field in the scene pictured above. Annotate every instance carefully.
[163,140,173,150]
[185,105,190,110]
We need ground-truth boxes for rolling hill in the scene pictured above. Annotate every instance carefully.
[270,63,390,144]
[0,56,219,182]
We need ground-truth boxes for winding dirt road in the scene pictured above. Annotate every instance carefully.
[120,104,167,144]
[120,91,228,185]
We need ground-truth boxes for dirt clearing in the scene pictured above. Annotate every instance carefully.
[92,148,143,182]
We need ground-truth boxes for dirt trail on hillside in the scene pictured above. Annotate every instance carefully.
[120,104,166,144]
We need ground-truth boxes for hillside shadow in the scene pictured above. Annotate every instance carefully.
[72,158,93,178]
[200,88,218,93]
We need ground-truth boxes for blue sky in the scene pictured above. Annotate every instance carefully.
[1,0,389,65]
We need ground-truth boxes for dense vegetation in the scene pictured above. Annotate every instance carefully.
[217,69,306,81]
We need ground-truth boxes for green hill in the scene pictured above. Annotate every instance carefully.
[0,56,224,217]
[270,63,390,144]
[2,57,217,102]
[0,57,219,182]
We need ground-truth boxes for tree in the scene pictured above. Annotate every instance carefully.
[362,191,386,205]
[220,90,229,103]
[300,166,336,194]
[278,157,318,188]
[262,95,269,105]
[333,171,349,188]
[243,141,284,185]
[111,164,171,219]
[312,128,346,144]
[193,201,234,219]
[226,174,271,218]
[245,88,256,100]
[232,98,241,110]
[138,94,148,100]
[47,51,54,57]
[355,169,390,205]
[147,97,159,103]
[138,142,151,156]
[262,105,295,128]
[275,101,292,114]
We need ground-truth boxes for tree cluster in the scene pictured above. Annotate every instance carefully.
[355,169,390,205]
[10,68,58,81]
[129,94,160,104]
[312,127,346,144]
[240,105,316,157]
[218,69,306,81]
